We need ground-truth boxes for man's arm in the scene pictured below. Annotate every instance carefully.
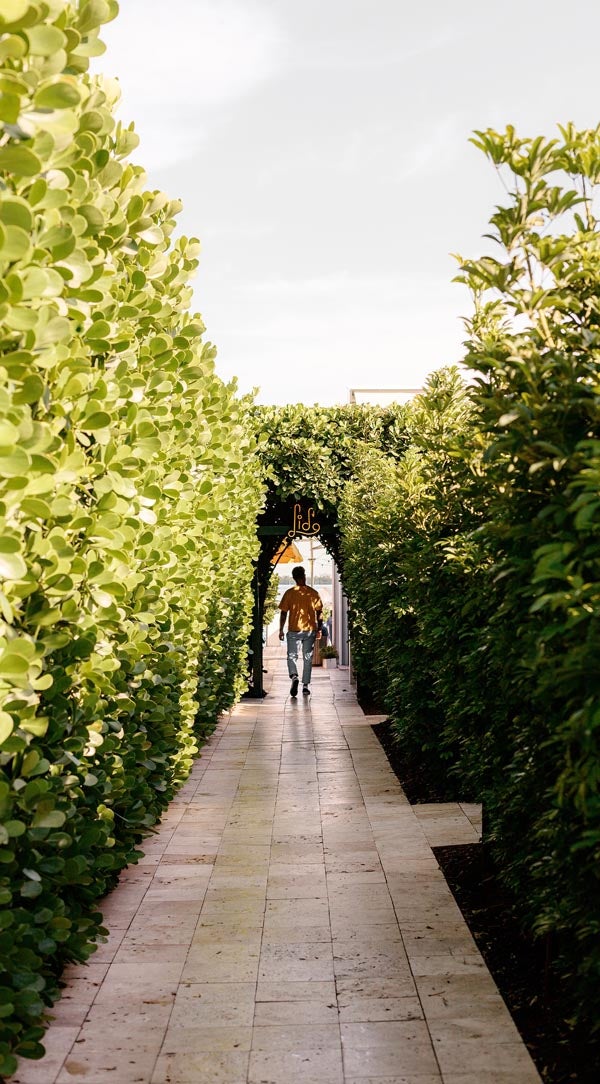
[315,593,323,638]
[278,592,288,641]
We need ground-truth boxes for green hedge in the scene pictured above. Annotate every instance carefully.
[340,125,600,1033]
[0,1,261,1075]
[253,403,408,556]
[339,367,482,793]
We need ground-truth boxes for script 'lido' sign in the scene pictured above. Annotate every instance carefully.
[288,503,320,538]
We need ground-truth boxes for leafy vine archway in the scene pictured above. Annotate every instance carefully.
[247,404,408,694]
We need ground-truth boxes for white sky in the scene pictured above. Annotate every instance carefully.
[98,1,600,405]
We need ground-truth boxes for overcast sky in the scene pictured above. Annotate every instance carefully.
[98,1,600,405]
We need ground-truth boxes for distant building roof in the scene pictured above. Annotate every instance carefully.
[348,388,422,406]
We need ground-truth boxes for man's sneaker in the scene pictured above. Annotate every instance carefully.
[290,676,299,698]
[302,685,310,696]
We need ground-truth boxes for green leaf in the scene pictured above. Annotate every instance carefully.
[20,880,43,899]
[0,447,30,477]
[81,412,111,430]
[0,144,42,176]
[13,374,44,404]
[25,25,67,55]
[0,552,27,579]
[20,716,49,737]
[31,809,65,829]
[0,654,29,676]
[0,196,34,231]
[0,711,14,744]
[78,0,114,34]
[5,820,25,837]
[34,79,82,110]
[0,0,30,24]
[0,224,32,261]
[0,1053,17,1078]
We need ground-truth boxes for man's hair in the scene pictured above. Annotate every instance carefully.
[292,566,305,582]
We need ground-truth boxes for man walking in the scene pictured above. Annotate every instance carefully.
[278,566,323,697]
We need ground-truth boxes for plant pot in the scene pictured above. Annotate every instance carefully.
[322,657,337,669]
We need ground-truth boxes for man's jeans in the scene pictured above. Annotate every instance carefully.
[287,631,316,686]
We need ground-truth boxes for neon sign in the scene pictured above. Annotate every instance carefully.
[288,503,320,538]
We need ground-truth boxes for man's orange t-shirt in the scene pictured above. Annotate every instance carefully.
[279,585,322,632]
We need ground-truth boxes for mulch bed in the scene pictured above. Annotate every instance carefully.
[370,718,600,1084]
[370,718,463,803]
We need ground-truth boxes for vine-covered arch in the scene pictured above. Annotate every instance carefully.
[247,404,409,695]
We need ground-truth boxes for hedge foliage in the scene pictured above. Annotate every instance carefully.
[0,1,261,1075]
[339,366,483,793]
[340,125,600,1033]
[253,403,408,561]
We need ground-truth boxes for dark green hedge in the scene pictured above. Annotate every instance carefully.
[340,126,600,1033]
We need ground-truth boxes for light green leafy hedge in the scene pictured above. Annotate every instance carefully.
[0,0,262,1075]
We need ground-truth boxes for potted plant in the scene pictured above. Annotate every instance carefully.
[320,643,338,669]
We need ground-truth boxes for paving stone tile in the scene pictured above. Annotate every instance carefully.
[182,942,260,983]
[251,1023,341,1052]
[434,1042,541,1077]
[336,976,419,1000]
[207,873,268,893]
[159,852,217,865]
[152,863,213,881]
[111,943,189,966]
[272,829,324,845]
[441,1074,539,1084]
[258,941,334,981]
[143,884,209,902]
[248,1048,343,1084]
[81,998,173,1030]
[337,995,423,1023]
[192,922,263,945]
[169,982,256,1027]
[98,958,184,990]
[159,1025,252,1052]
[118,923,195,950]
[254,998,339,1025]
[327,870,388,887]
[57,1032,163,1083]
[264,896,330,926]
[325,851,383,874]
[262,922,331,944]
[329,900,398,927]
[428,1011,522,1043]
[256,980,337,1002]
[402,928,477,957]
[47,964,109,1025]
[267,871,327,899]
[216,843,271,861]
[344,1077,441,1083]
[333,940,412,980]
[248,1025,343,1083]
[331,921,402,943]
[93,978,179,1006]
[199,896,266,923]
[409,954,488,978]
[152,1049,250,1084]
[340,1021,440,1076]
[414,971,502,1006]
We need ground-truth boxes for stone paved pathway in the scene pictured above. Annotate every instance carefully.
[14,649,541,1084]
